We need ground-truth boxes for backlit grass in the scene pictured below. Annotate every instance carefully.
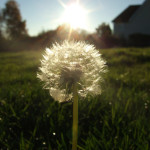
[0,48,150,149]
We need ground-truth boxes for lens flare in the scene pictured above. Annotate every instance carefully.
[60,1,87,29]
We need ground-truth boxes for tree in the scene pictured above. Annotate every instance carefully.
[3,0,27,39]
[0,9,3,38]
[96,23,112,38]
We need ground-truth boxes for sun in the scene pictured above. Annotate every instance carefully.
[61,2,87,29]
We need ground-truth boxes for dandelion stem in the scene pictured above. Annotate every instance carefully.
[72,83,78,150]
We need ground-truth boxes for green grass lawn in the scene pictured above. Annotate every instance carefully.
[0,48,150,150]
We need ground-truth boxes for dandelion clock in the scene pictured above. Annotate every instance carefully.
[37,41,107,150]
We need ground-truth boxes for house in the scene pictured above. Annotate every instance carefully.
[112,0,150,38]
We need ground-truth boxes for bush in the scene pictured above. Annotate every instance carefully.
[129,33,150,47]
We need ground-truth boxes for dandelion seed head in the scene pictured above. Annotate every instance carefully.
[37,41,107,102]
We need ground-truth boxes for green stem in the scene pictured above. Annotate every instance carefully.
[72,83,78,150]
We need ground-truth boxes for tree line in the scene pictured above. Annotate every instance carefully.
[0,0,123,51]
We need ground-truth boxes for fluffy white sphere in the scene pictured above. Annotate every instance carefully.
[37,41,107,102]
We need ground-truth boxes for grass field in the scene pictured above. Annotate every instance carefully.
[0,48,150,150]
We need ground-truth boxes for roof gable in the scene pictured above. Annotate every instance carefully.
[113,5,140,23]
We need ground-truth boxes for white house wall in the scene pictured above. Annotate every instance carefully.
[114,23,129,38]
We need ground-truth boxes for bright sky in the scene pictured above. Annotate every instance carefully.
[0,0,145,36]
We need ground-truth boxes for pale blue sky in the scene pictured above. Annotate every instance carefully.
[0,0,145,36]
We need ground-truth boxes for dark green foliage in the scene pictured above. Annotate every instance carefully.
[129,34,150,47]
[0,0,28,51]
[96,23,112,38]
[3,0,27,39]
[0,48,150,149]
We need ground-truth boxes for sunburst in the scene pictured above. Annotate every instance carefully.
[60,0,88,29]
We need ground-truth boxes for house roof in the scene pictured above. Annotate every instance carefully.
[112,5,141,23]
